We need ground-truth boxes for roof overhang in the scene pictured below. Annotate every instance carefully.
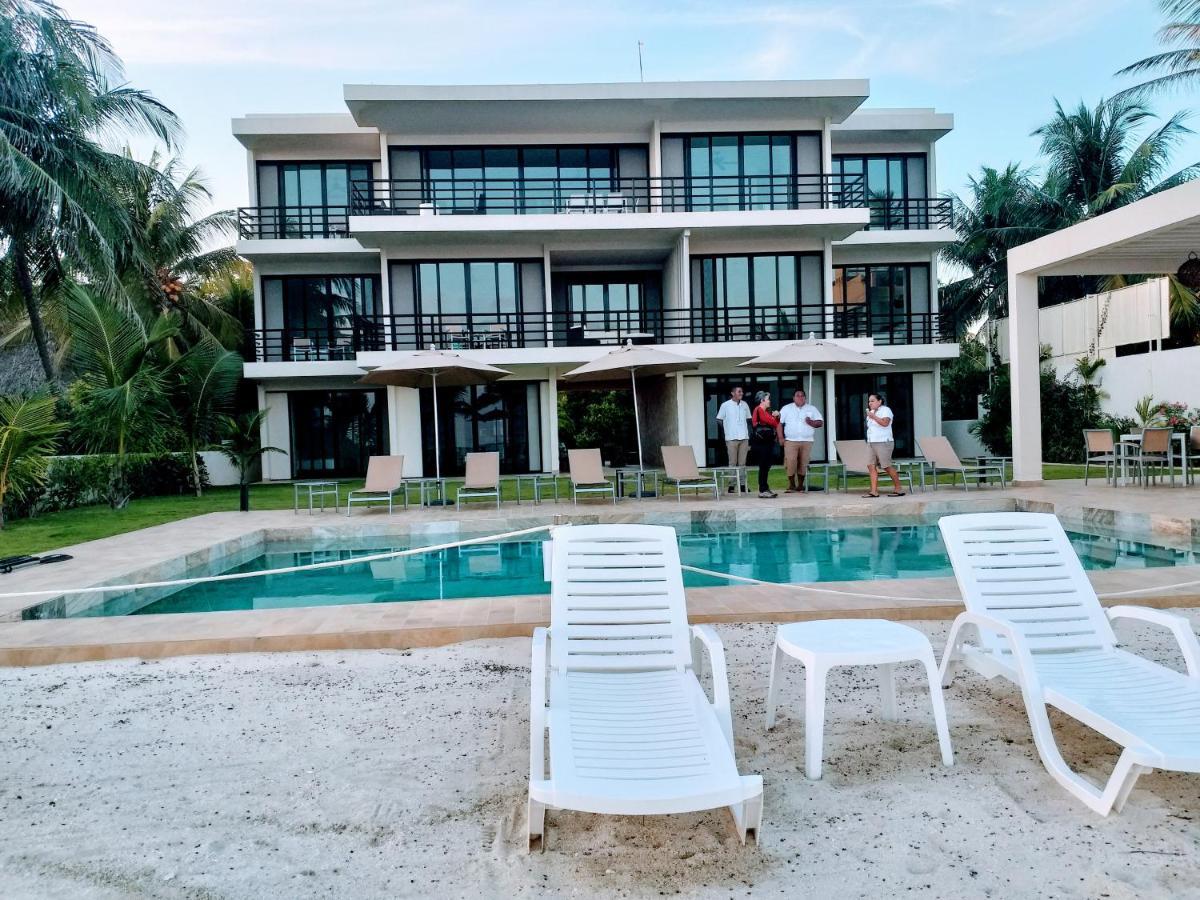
[832,108,954,144]
[344,80,870,135]
[232,114,379,155]
[1009,180,1200,277]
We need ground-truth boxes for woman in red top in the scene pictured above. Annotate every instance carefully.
[751,391,781,498]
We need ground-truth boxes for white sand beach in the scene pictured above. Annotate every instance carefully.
[2,617,1199,899]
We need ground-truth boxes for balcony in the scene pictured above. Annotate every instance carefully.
[867,197,953,230]
[237,205,351,239]
[246,307,950,361]
[348,175,865,217]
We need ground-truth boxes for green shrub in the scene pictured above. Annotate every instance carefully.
[22,452,208,517]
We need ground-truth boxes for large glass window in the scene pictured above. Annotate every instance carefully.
[832,264,933,344]
[685,134,797,210]
[255,161,372,237]
[831,153,928,227]
[289,389,386,478]
[691,253,824,342]
[262,275,380,360]
[421,382,541,475]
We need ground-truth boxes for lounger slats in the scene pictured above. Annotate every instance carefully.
[563,609,674,625]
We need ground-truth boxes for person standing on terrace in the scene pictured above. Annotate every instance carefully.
[779,388,823,492]
[716,386,751,492]
[751,391,781,498]
[864,392,906,498]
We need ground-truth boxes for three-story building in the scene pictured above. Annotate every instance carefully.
[234,80,957,480]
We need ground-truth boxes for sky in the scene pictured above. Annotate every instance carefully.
[58,0,1199,217]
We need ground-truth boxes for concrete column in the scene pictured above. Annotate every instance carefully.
[824,368,837,461]
[246,150,258,206]
[822,238,834,339]
[546,367,560,473]
[680,229,691,312]
[388,385,423,476]
[1008,271,1043,483]
[543,245,553,347]
[932,360,943,437]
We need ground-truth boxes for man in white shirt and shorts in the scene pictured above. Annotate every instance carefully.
[778,388,823,492]
[864,391,905,498]
[715,386,751,492]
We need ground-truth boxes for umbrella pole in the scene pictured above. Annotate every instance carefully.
[432,371,442,481]
[631,367,645,472]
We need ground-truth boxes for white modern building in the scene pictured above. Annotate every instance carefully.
[233,80,959,480]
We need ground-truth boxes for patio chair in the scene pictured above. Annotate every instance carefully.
[528,523,763,849]
[938,512,1200,815]
[1083,429,1120,485]
[660,446,719,502]
[917,435,1006,490]
[567,449,616,504]
[833,440,914,493]
[1125,426,1174,487]
[345,455,408,516]
[456,451,501,510]
[1187,425,1200,486]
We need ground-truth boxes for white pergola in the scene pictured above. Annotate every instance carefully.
[1006,180,1200,483]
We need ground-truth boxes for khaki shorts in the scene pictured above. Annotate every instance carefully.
[725,439,749,467]
[867,441,895,469]
[783,440,813,477]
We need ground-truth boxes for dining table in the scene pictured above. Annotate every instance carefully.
[1116,432,1189,486]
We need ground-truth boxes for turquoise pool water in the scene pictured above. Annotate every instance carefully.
[26,522,1200,619]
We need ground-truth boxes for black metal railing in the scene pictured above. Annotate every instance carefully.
[246,307,950,361]
[867,197,954,230]
[347,174,866,217]
[236,205,351,239]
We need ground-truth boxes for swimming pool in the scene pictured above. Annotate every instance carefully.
[25,520,1200,620]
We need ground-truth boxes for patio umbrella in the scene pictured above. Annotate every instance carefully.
[738,332,892,392]
[561,342,700,471]
[359,349,511,481]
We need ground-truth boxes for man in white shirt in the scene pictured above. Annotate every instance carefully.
[778,388,824,492]
[715,386,751,491]
[864,391,905,497]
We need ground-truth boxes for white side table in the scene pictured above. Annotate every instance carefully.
[764,619,954,779]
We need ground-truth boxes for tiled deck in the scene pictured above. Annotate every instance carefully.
[1,480,1198,666]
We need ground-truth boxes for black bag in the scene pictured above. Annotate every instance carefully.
[753,423,777,443]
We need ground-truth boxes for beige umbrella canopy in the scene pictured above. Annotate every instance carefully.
[562,342,700,471]
[738,332,892,394]
[359,349,511,480]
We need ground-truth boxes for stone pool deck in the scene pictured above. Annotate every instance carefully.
[1,479,1198,666]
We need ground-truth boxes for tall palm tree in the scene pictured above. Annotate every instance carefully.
[168,338,242,496]
[1032,97,1197,216]
[1116,1,1200,98]
[0,0,180,385]
[114,150,240,357]
[0,391,62,528]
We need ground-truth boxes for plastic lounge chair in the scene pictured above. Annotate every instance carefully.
[833,440,914,494]
[345,456,408,515]
[660,446,719,501]
[528,523,763,849]
[1083,429,1120,485]
[938,511,1200,815]
[917,435,1006,490]
[567,449,616,504]
[456,451,501,509]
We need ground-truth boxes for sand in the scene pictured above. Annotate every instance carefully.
[2,617,1199,899]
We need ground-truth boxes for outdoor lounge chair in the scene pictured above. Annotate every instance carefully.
[456,451,501,509]
[567,449,616,504]
[917,435,1006,490]
[528,523,763,849]
[938,512,1200,814]
[345,455,408,515]
[1083,428,1120,485]
[833,440,914,493]
[1123,426,1174,487]
[660,445,719,501]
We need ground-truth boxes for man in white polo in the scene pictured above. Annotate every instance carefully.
[715,386,751,492]
[778,388,824,492]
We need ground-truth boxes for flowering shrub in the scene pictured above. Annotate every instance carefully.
[1152,401,1199,432]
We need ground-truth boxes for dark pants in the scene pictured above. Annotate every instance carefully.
[752,436,775,493]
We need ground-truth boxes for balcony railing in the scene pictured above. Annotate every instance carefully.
[247,306,950,361]
[347,175,866,217]
[236,205,351,239]
[867,197,954,230]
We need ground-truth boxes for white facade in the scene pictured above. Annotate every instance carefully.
[233,80,958,481]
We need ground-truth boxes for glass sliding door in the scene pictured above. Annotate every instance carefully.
[256,161,371,237]
[678,133,818,210]
[420,382,540,476]
[834,373,915,458]
[702,374,827,467]
[831,153,928,228]
[831,263,933,344]
[691,252,824,342]
[262,274,381,360]
[289,389,387,478]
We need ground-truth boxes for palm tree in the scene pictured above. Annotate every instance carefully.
[65,285,179,507]
[215,411,282,512]
[0,391,62,527]
[1032,97,1197,216]
[113,150,240,357]
[0,0,180,385]
[939,165,1070,330]
[168,338,243,497]
[1116,1,1200,98]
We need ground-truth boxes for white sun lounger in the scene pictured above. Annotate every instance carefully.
[528,523,763,849]
[938,512,1200,814]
